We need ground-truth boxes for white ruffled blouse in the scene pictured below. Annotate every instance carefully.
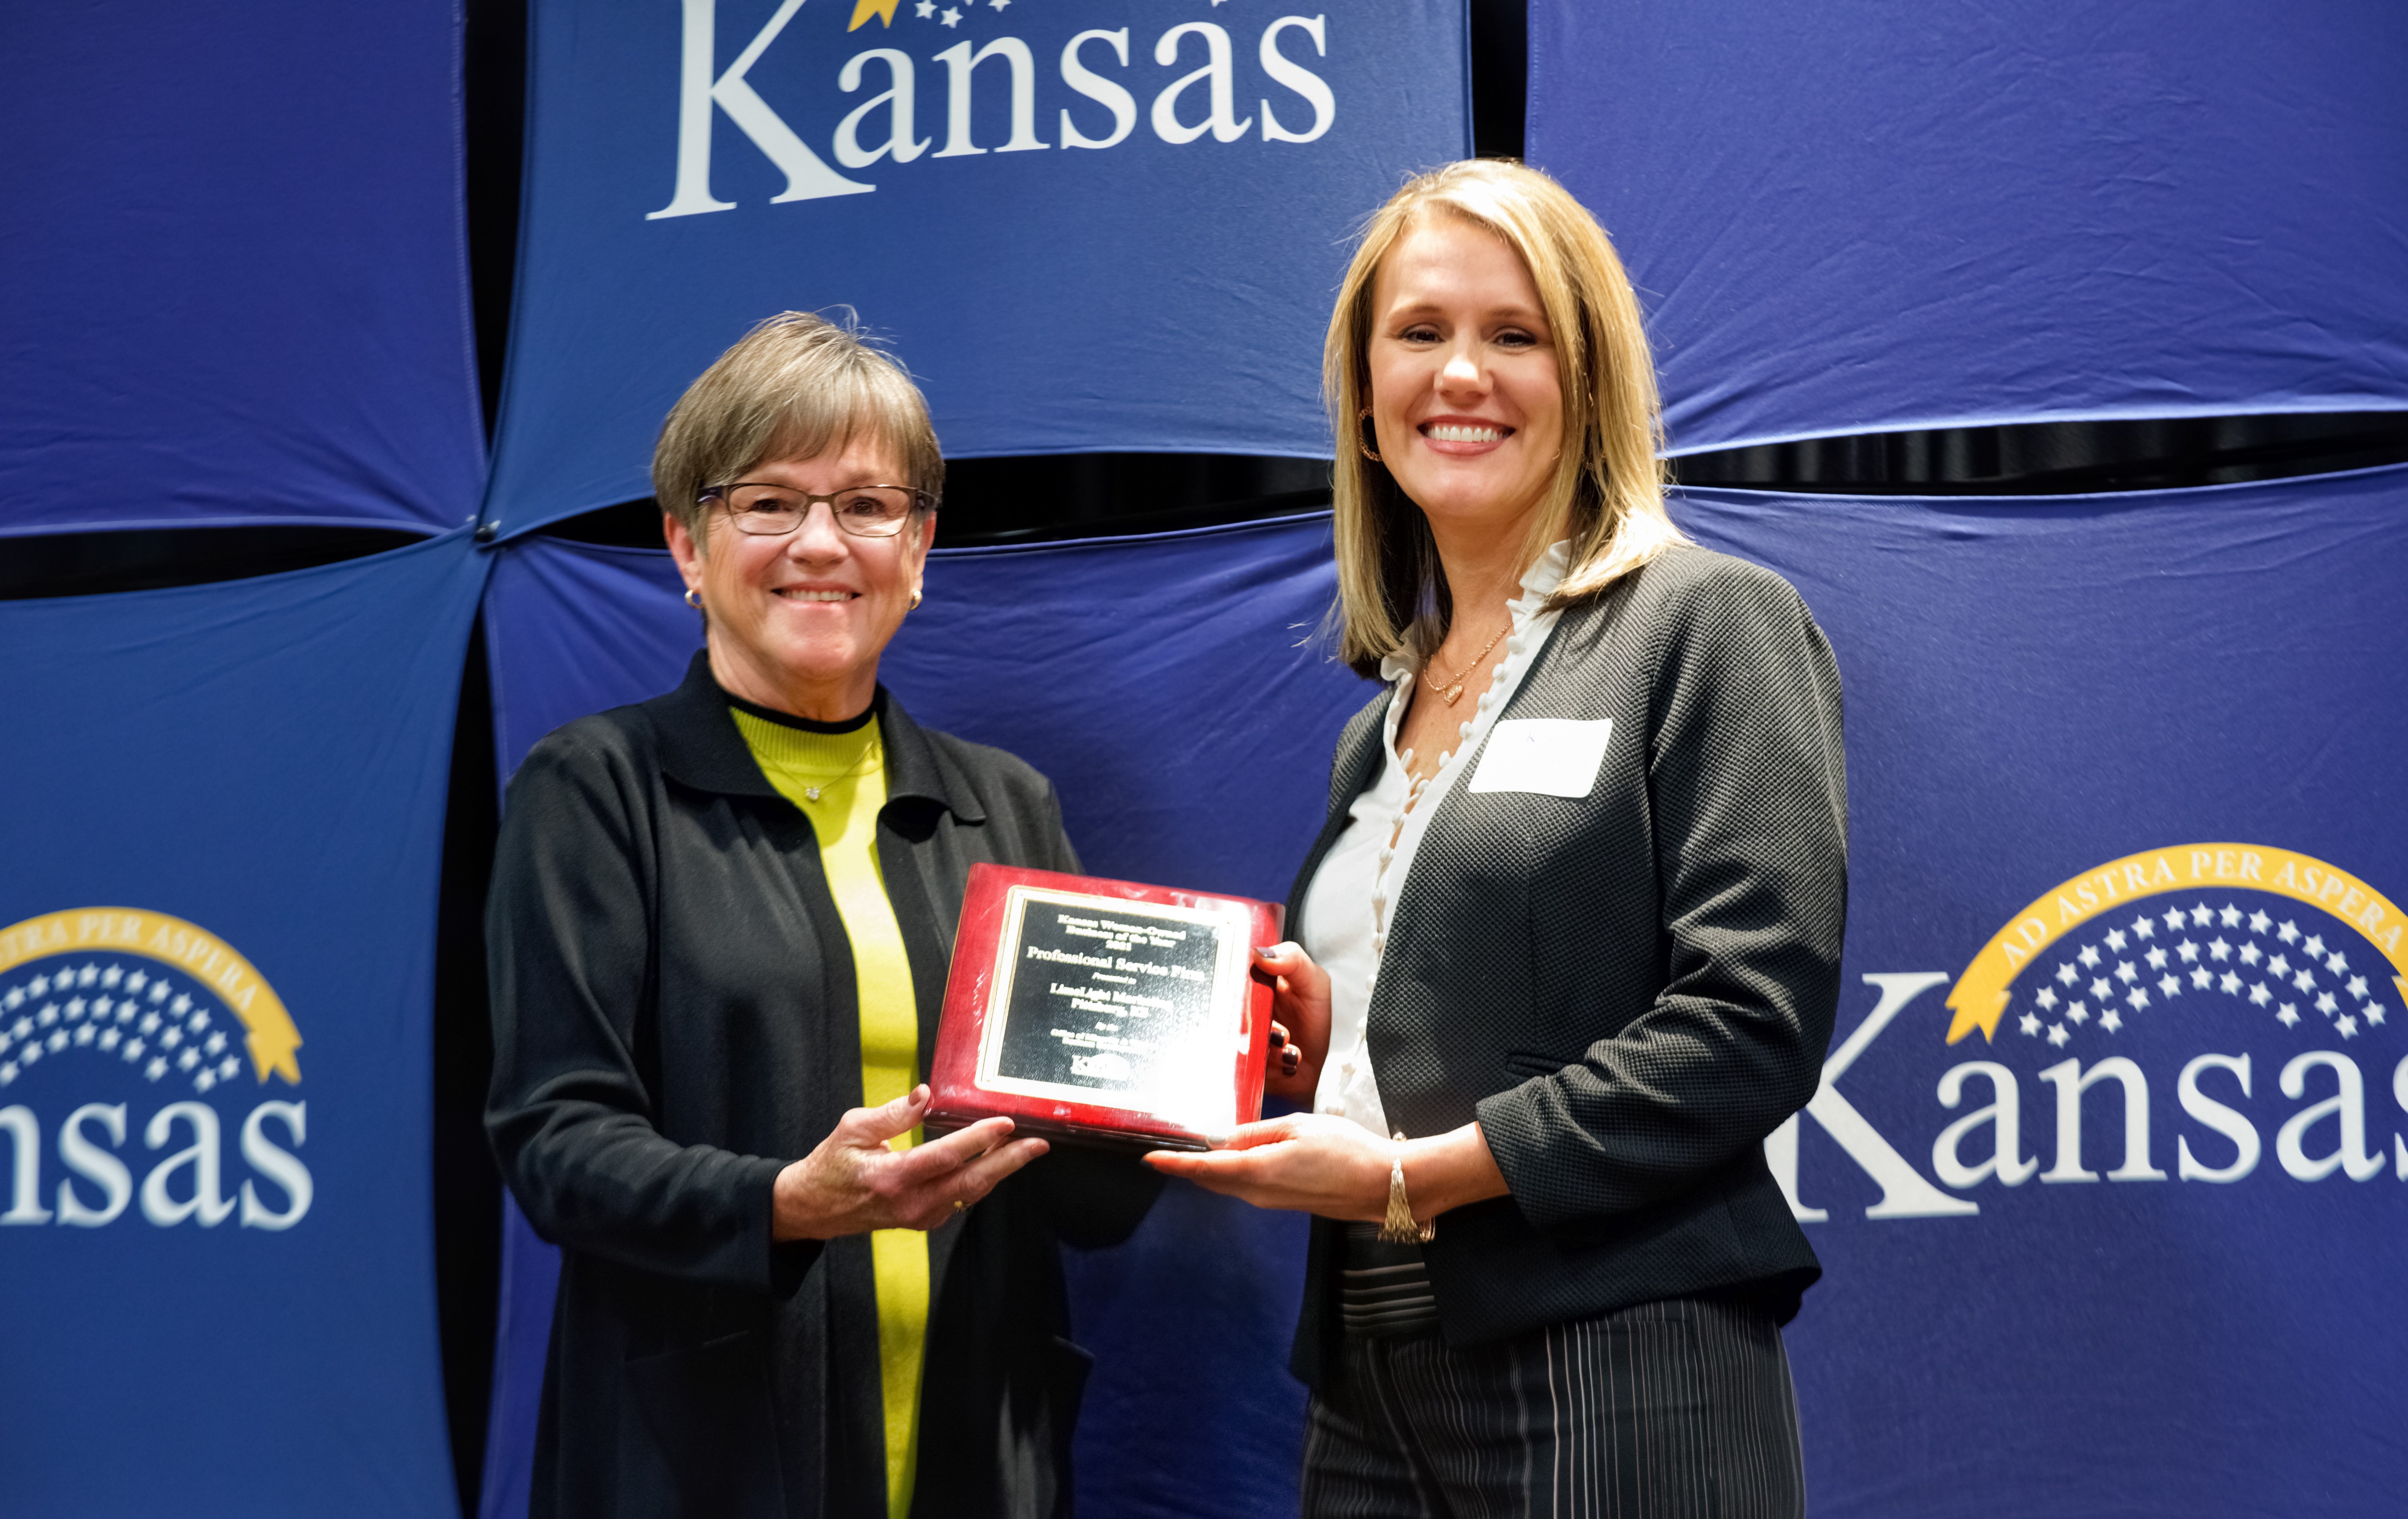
[1300,542,1573,1139]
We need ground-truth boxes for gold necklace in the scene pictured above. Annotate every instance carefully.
[1420,621,1509,707]
[798,731,881,802]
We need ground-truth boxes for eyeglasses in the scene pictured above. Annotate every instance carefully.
[698,481,937,539]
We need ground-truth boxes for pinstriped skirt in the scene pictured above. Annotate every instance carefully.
[1302,1294,1804,1519]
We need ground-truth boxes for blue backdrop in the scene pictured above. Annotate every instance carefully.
[1673,465,2408,1515]
[479,0,1469,538]
[1528,0,2408,454]
[0,1,487,537]
[479,514,1370,1519]
[0,534,490,1517]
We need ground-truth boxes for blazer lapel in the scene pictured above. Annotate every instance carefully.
[1283,688,1393,940]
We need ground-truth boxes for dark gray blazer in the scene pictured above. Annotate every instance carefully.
[1287,545,1847,1387]
[486,652,1159,1519]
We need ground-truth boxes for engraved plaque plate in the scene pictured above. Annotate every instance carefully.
[926,864,1282,1151]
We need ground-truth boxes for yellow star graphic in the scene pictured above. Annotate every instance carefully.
[849,0,899,28]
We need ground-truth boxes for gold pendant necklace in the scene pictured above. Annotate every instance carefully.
[799,733,881,803]
[1421,621,1509,707]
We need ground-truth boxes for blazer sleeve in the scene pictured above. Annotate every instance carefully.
[1476,562,1848,1230]
[484,727,818,1295]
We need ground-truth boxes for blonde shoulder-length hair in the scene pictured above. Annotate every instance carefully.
[1325,160,1684,676]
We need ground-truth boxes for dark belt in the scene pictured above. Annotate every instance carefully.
[1338,1220,1439,1337]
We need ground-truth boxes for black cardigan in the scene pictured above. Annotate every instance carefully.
[1285,545,1848,1387]
[486,652,1160,1519]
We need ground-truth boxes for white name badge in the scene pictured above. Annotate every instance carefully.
[1467,718,1614,798]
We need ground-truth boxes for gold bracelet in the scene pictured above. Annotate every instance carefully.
[1379,1131,1436,1244]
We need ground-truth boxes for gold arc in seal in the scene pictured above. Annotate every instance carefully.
[0,908,303,1084]
[1946,845,2408,1045]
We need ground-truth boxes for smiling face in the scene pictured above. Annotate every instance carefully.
[1365,215,1565,548]
[663,431,932,721]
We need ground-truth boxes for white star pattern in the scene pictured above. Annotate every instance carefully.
[940,6,960,24]
[0,959,255,1094]
[915,0,934,14]
[2011,892,2399,1051]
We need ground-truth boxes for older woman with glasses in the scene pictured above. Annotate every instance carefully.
[486,312,1158,1519]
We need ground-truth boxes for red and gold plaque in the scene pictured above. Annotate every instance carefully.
[925,863,1283,1151]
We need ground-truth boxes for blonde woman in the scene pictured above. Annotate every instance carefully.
[1149,162,1845,1517]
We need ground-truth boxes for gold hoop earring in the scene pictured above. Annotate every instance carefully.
[907,589,923,611]
[684,587,702,609]
[1357,408,1381,464]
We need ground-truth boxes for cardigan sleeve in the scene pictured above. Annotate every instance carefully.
[1476,559,1848,1230]
[484,726,819,1295]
